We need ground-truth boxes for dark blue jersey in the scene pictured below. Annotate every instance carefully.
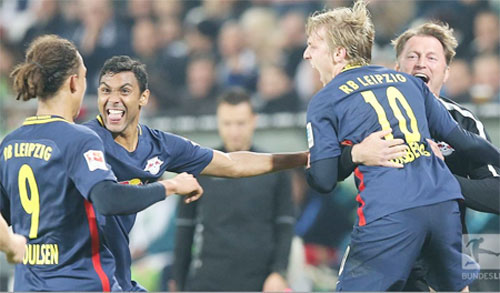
[0,115,119,291]
[306,65,463,225]
[84,116,213,291]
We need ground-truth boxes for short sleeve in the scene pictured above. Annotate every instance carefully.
[163,133,214,176]
[66,131,117,200]
[306,95,341,163]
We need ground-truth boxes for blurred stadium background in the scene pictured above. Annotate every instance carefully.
[0,0,498,291]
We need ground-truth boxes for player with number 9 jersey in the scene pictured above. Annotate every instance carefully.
[0,116,120,291]
[306,65,463,225]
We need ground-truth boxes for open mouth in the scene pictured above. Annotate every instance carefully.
[106,109,125,123]
[414,73,429,84]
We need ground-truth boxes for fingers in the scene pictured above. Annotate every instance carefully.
[184,186,203,204]
[374,128,393,138]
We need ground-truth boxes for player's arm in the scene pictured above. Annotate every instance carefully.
[455,175,499,214]
[0,214,26,264]
[200,150,308,178]
[424,87,500,168]
[338,129,407,181]
[90,172,203,216]
[306,157,339,193]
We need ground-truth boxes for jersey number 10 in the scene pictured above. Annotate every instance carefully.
[18,164,40,239]
[361,86,421,142]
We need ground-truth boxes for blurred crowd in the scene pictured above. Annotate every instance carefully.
[0,0,499,291]
[0,0,499,122]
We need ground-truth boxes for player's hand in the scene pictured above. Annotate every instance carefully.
[351,129,407,168]
[6,233,26,264]
[426,139,444,161]
[161,172,203,203]
[263,272,288,292]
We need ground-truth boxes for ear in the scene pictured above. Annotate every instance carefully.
[333,47,347,63]
[139,89,150,107]
[443,66,450,84]
[394,61,400,71]
[69,74,78,93]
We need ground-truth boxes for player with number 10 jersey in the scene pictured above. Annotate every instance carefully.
[307,65,464,224]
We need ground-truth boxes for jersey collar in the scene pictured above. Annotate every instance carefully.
[23,115,69,126]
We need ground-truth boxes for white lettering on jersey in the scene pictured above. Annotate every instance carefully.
[83,150,108,171]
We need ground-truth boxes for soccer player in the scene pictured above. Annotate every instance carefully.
[337,21,500,291]
[84,55,308,291]
[340,22,499,215]
[0,35,202,291]
[303,1,499,291]
[0,214,26,264]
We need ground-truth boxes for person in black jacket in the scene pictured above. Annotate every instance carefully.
[338,21,499,291]
[173,88,294,292]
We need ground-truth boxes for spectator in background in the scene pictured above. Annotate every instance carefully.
[240,7,281,66]
[177,54,220,116]
[471,54,500,104]
[278,10,307,79]
[444,59,473,104]
[73,0,132,94]
[467,10,499,59]
[254,63,301,113]
[173,88,294,292]
[131,18,178,115]
[216,21,257,90]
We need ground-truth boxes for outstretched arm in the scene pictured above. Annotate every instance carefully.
[0,214,26,264]
[307,157,339,193]
[201,150,308,178]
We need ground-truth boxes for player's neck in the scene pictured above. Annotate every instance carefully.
[113,126,139,152]
[36,95,75,123]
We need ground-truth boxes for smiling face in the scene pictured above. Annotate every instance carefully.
[396,35,449,96]
[97,71,149,135]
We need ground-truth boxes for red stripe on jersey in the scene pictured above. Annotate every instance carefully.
[84,200,111,292]
[354,167,367,226]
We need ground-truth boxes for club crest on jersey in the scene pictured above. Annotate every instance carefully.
[437,141,455,156]
[144,156,163,175]
[84,150,108,171]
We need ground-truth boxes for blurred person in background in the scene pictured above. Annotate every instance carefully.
[278,10,307,79]
[177,54,220,116]
[467,10,500,59]
[216,20,257,91]
[443,58,473,104]
[254,63,301,113]
[471,54,500,104]
[73,0,132,95]
[131,17,177,115]
[173,88,294,292]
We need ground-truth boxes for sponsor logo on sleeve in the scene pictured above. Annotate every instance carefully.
[83,150,108,171]
[307,122,314,149]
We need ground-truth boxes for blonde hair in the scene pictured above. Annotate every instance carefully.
[305,0,374,65]
[392,22,458,65]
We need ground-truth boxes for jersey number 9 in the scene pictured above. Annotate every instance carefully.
[18,164,40,239]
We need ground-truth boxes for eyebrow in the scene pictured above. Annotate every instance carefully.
[99,82,134,89]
